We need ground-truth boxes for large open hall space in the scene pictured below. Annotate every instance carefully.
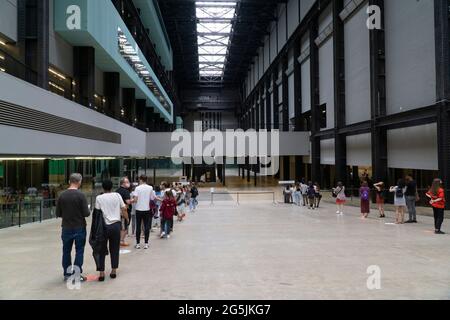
[1,188,449,300]
[1,0,450,311]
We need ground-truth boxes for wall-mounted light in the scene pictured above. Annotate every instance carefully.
[72,80,76,86]
[0,55,5,60]
[94,94,99,99]
[0,158,47,161]
[49,81,65,92]
[0,68,5,73]
[49,68,66,80]
[0,40,6,46]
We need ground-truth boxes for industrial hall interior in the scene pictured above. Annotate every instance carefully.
[0,0,450,300]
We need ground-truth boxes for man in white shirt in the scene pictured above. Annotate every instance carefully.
[133,175,155,249]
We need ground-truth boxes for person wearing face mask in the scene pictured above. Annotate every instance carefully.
[116,177,135,247]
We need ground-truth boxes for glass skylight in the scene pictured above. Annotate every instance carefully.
[196,1,237,81]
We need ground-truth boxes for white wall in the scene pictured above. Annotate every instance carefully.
[385,0,436,114]
[0,0,17,42]
[346,133,372,167]
[387,123,438,170]
[0,72,146,157]
[344,4,371,125]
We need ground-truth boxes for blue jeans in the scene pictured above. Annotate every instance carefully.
[293,192,301,206]
[162,219,172,235]
[190,198,198,211]
[61,228,87,277]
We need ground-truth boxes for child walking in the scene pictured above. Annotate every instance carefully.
[160,190,177,239]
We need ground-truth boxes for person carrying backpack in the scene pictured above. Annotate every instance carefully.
[360,182,371,218]
[390,179,407,224]
[307,181,316,210]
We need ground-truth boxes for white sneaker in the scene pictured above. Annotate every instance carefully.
[336,211,340,214]
[167,234,171,239]
[340,212,344,215]
[144,244,149,249]
[160,232,166,239]
[135,244,141,249]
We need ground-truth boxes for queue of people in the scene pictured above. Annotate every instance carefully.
[330,176,446,234]
[283,180,322,210]
[56,173,200,283]
[283,175,446,235]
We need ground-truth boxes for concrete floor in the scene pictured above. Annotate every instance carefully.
[0,191,449,300]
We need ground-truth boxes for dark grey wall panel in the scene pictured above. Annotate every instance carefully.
[344,4,371,125]
[385,0,436,114]
[0,100,121,144]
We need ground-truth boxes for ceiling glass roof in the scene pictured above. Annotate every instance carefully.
[195,1,237,82]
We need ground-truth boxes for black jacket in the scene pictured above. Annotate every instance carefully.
[89,209,108,270]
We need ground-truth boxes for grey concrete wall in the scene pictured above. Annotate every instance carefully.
[0,0,17,42]
[385,0,436,114]
[0,72,146,157]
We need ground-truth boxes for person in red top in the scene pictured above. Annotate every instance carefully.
[426,179,446,235]
[160,190,177,239]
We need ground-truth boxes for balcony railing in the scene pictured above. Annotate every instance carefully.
[112,0,178,107]
[0,194,97,229]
